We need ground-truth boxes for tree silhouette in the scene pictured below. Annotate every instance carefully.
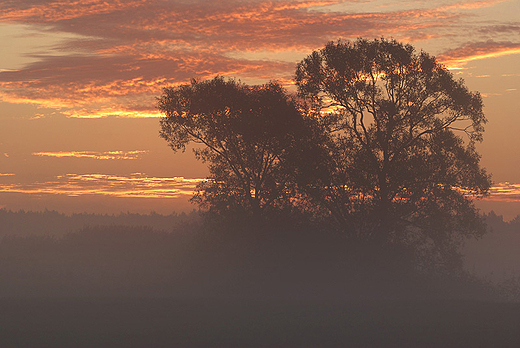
[158,40,491,269]
[158,77,309,218]
[295,38,492,267]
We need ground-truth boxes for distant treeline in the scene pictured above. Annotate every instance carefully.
[484,211,520,233]
[0,224,198,298]
[464,211,520,287]
[0,208,201,238]
[1,209,516,301]
[2,208,518,240]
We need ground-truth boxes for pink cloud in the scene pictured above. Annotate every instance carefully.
[0,0,515,116]
[438,40,520,68]
[0,52,294,116]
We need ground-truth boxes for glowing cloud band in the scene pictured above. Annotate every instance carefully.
[33,150,149,160]
[0,173,205,199]
[1,173,520,201]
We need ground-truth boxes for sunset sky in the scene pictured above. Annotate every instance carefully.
[0,0,519,217]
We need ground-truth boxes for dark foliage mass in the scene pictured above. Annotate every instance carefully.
[295,39,490,256]
[159,77,313,217]
[159,38,491,272]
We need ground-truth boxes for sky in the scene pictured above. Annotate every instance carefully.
[0,0,519,217]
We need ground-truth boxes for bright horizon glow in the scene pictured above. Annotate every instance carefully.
[0,173,518,202]
[0,174,204,198]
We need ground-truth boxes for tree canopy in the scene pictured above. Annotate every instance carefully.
[158,77,310,217]
[158,38,491,269]
[295,38,491,266]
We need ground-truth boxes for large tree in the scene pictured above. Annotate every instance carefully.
[158,77,310,217]
[295,38,491,267]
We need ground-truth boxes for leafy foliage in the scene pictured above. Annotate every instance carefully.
[159,77,310,217]
[158,39,492,270]
[295,38,491,266]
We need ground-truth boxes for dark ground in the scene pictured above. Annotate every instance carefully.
[1,297,519,348]
[1,213,519,347]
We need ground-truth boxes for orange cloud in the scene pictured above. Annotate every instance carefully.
[440,0,507,11]
[64,109,163,119]
[438,41,520,69]
[0,0,145,22]
[0,0,514,117]
[1,172,519,202]
[481,182,520,202]
[0,173,204,198]
[0,51,295,117]
[33,150,149,160]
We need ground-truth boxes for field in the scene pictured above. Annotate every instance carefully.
[1,211,519,347]
[1,297,520,347]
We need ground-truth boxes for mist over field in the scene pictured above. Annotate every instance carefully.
[1,208,519,299]
[1,209,520,347]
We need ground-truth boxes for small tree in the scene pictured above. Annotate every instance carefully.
[295,38,491,267]
[158,77,309,218]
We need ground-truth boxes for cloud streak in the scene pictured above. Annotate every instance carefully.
[1,0,516,117]
[33,150,149,160]
[438,40,520,69]
[0,173,204,198]
[1,173,519,202]
[484,182,520,202]
[0,49,294,117]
